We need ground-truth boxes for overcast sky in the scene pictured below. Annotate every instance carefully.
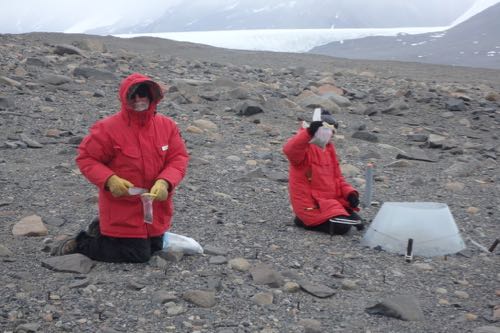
[1,0,497,34]
[1,0,181,33]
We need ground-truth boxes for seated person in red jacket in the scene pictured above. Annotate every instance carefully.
[283,110,363,235]
[52,73,189,262]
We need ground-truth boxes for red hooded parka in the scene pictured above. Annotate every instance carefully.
[283,128,357,227]
[76,73,189,238]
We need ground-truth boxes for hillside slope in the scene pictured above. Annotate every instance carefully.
[310,3,500,69]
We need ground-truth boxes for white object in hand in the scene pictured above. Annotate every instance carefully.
[312,107,322,121]
[128,187,148,195]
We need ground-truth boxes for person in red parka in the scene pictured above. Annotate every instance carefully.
[52,73,189,262]
[283,110,363,235]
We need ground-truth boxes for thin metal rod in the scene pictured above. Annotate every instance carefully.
[362,163,374,208]
[488,239,499,252]
[468,237,491,253]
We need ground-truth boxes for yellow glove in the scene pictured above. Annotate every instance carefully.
[150,179,169,201]
[106,175,134,197]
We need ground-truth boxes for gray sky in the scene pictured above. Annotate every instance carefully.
[0,0,495,33]
[1,0,181,33]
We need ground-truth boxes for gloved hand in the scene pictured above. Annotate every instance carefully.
[308,121,323,136]
[347,193,359,208]
[150,179,169,201]
[106,175,134,197]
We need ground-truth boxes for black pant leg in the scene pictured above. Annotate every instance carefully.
[310,221,351,235]
[150,235,164,253]
[330,222,352,235]
[294,216,351,235]
[75,232,153,263]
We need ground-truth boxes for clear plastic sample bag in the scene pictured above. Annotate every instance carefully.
[308,108,333,148]
[140,193,154,224]
[310,126,333,148]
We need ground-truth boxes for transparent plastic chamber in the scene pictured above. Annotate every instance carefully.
[361,202,466,257]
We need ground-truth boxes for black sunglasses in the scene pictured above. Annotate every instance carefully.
[128,84,150,100]
[130,90,148,99]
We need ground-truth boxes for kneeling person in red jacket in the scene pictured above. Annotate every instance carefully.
[53,73,189,262]
[283,110,363,235]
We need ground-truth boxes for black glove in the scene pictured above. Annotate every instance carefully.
[307,121,323,136]
[347,193,359,208]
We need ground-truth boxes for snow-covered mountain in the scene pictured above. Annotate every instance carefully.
[451,0,500,25]
[86,0,473,34]
[309,2,500,69]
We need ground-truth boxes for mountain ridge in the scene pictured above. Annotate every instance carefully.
[309,2,500,69]
[86,0,473,34]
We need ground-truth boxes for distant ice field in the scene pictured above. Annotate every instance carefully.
[115,27,448,53]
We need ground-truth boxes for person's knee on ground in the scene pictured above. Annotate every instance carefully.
[150,235,164,254]
[330,211,364,231]
[72,231,153,263]
[294,216,352,235]
[331,222,351,235]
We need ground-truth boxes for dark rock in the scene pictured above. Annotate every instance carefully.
[204,245,230,256]
[73,67,116,80]
[396,149,437,162]
[250,264,284,287]
[14,323,40,332]
[19,134,43,148]
[236,101,264,116]
[69,277,91,289]
[445,98,466,111]
[366,295,425,321]
[299,280,336,298]
[407,133,428,142]
[67,136,84,145]
[182,290,216,308]
[209,255,227,264]
[53,44,87,57]
[40,74,72,86]
[26,57,50,67]
[127,280,146,290]
[41,253,95,274]
[352,131,379,142]
[0,96,16,109]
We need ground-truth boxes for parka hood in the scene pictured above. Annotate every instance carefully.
[118,73,164,126]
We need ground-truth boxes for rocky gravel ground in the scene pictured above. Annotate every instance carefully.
[0,33,499,333]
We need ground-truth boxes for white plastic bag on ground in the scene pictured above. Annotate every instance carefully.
[162,232,204,255]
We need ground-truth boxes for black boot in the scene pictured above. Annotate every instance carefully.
[349,212,365,231]
[293,216,305,228]
[329,212,364,231]
[86,217,101,237]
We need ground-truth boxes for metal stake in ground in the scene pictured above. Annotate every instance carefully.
[362,163,374,208]
[488,238,499,252]
[405,238,414,263]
